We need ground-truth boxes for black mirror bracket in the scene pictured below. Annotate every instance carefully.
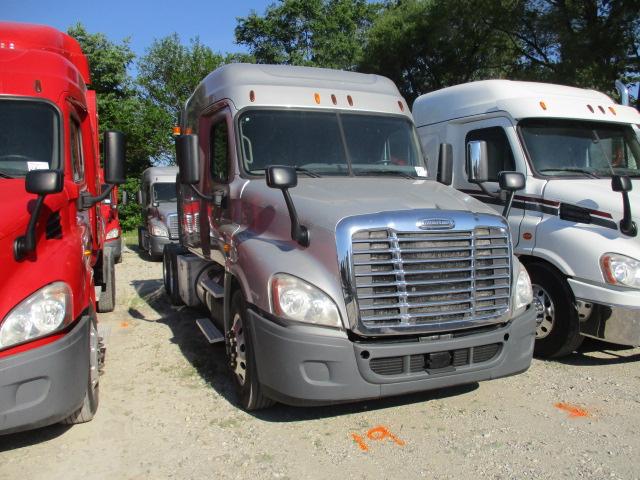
[612,175,637,237]
[189,184,214,202]
[281,188,309,247]
[79,184,115,210]
[14,194,46,261]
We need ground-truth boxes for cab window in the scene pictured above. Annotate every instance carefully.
[466,127,515,181]
[210,120,229,183]
[70,118,85,182]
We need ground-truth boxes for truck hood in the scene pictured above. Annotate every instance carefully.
[241,176,496,235]
[543,178,640,226]
[152,202,178,221]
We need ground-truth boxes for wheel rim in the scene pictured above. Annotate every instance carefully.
[533,283,555,339]
[89,322,100,391]
[229,312,247,386]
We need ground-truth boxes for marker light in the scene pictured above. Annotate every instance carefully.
[249,90,255,102]
[398,100,405,112]
[331,94,337,105]
[587,105,594,113]
[314,93,321,104]
[539,101,547,110]
[608,106,617,115]
[347,95,353,106]
[598,105,606,113]
[172,126,181,136]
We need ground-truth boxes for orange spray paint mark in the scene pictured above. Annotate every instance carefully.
[350,425,405,452]
[554,402,590,418]
[351,433,369,452]
[120,321,130,328]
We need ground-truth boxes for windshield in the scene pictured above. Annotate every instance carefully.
[520,119,640,178]
[153,183,177,203]
[238,110,426,177]
[0,100,59,178]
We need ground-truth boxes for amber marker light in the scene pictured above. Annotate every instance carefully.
[398,100,404,112]
[523,232,532,241]
[347,95,354,106]
[314,93,321,104]
[172,126,181,136]
[608,106,617,115]
[223,243,231,254]
[249,90,255,102]
[539,101,547,110]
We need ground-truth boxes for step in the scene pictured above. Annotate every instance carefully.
[200,277,224,299]
[196,317,225,344]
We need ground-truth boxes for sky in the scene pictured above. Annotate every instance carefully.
[3,0,271,58]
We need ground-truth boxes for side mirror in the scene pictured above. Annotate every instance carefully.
[266,166,308,247]
[137,191,142,204]
[467,140,489,183]
[498,171,526,192]
[497,171,525,218]
[266,165,298,189]
[25,169,63,195]
[176,134,200,185]
[104,131,126,185]
[612,175,632,192]
[437,143,453,186]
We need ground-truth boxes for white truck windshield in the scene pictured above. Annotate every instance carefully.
[520,119,640,178]
[153,183,177,203]
[0,100,59,178]
[239,110,426,177]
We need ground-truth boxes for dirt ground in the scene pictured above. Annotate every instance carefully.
[1,243,640,480]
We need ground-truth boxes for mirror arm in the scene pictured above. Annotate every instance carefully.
[79,184,115,210]
[502,191,516,218]
[189,184,214,202]
[281,188,309,247]
[473,179,501,199]
[14,194,46,261]
[619,191,637,237]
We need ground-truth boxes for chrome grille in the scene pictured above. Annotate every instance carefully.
[351,227,510,332]
[167,214,179,239]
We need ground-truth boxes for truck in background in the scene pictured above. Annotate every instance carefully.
[0,22,125,434]
[163,63,536,410]
[137,166,179,260]
[413,80,640,358]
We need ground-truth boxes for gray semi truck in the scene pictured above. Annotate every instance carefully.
[137,166,179,259]
[162,64,537,410]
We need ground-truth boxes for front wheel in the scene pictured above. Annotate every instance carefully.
[62,316,101,424]
[528,262,583,358]
[97,249,115,313]
[163,244,183,306]
[228,291,275,411]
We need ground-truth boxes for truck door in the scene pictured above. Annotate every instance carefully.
[454,117,527,247]
[202,108,233,265]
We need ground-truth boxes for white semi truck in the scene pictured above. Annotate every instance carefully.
[413,80,640,358]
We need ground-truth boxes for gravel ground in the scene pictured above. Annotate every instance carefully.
[1,244,640,480]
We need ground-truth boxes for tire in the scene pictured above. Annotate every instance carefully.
[62,316,101,424]
[228,290,275,411]
[97,249,115,313]
[115,238,123,264]
[528,262,583,358]
[163,244,183,306]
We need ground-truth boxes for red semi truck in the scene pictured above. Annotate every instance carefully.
[0,22,125,434]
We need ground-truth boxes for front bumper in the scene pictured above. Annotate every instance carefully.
[148,234,177,257]
[248,306,537,406]
[0,315,89,435]
[569,278,640,346]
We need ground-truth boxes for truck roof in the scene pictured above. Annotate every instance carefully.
[0,22,90,85]
[412,80,640,127]
[184,63,411,123]
[142,166,178,183]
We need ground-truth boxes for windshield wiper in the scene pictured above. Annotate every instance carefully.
[354,170,415,179]
[293,166,321,178]
[538,168,600,178]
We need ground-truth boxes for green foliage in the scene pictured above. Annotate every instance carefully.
[359,0,520,102]
[235,0,381,69]
[118,177,143,232]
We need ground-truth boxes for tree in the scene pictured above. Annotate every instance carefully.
[235,0,381,69]
[359,0,520,103]
[487,0,640,97]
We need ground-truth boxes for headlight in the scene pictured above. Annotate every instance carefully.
[106,228,120,240]
[513,261,533,314]
[600,253,640,288]
[149,219,168,237]
[270,274,342,328]
[0,282,72,349]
